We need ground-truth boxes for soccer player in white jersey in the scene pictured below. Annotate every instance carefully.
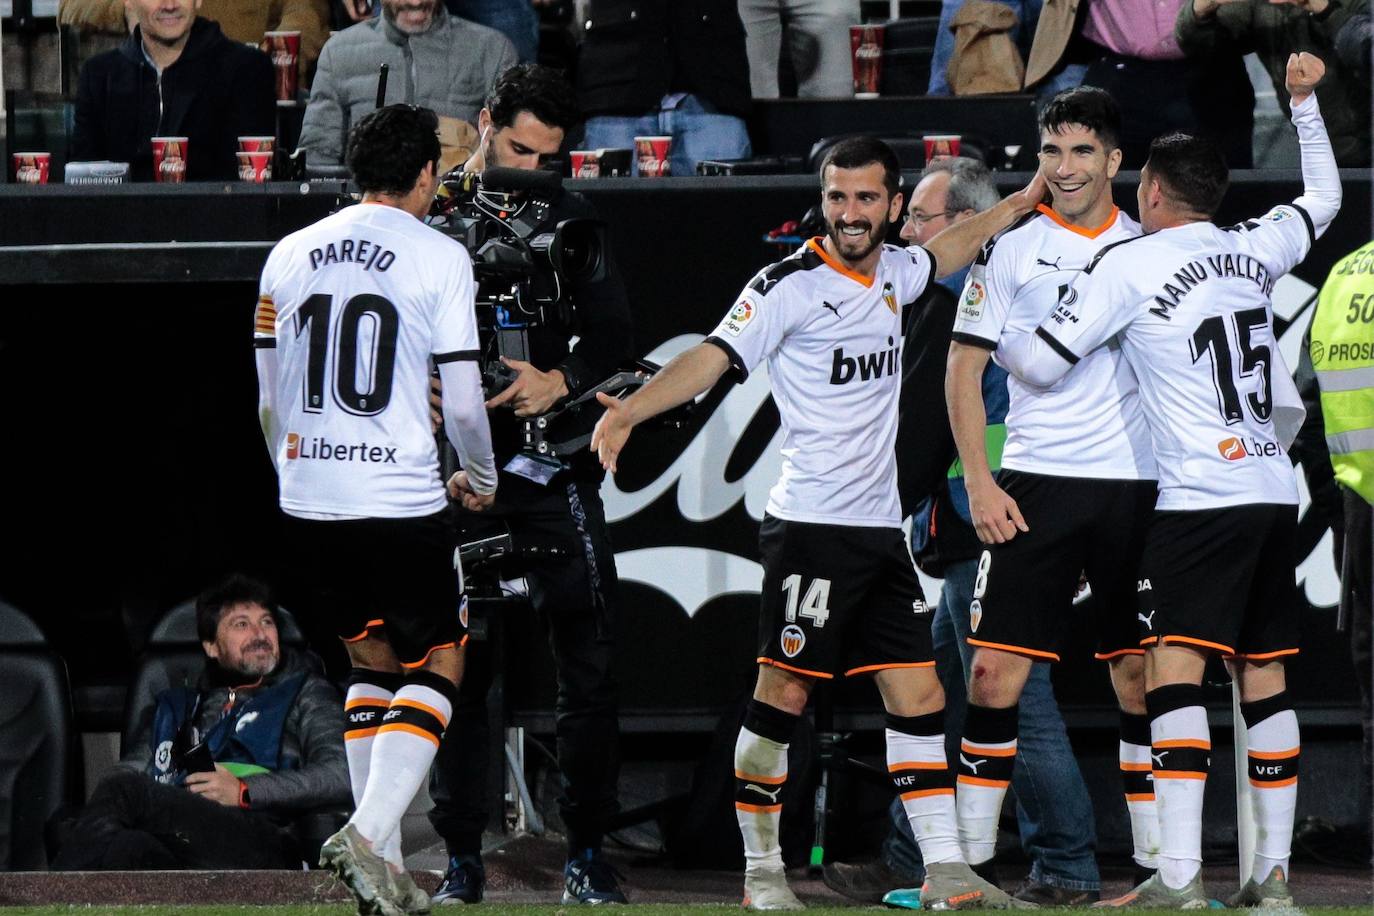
[591,137,1046,910]
[943,87,1161,894]
[994,54,1341,908]
[255,104,498,916]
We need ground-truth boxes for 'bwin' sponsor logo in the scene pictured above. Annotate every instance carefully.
[830,336,900,385]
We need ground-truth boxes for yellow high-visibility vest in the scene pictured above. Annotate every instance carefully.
[1311,240,1374,505]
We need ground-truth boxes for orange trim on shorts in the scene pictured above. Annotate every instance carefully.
[900,788,955,800]
[1155,738,1211,751]
[1095,648,1146,660]
[1251,776,1298,788]
[460,633,470,648]
[1124,792,1156,802]
[391,697,450,726]
[1120,762,1152,772]
[345,696,392,710]
[377,722,441,746]
[735,802,782,814]
[961,741,1017,757]
[1249,748,1299,760]
[1153,771,1208,780]
[344,727,379,740]
[341,628,372,644]
[889,761,947,771]
[957,775,1011,788]
[845,661,936,677]
[1157,635,1235,655]
[736,770,787,785]
[758,657,833,680]
[966,637,1060,662]
[401,641,458,670]
[1226,648,1300,661]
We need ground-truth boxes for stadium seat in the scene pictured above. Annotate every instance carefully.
[0,600,74,870]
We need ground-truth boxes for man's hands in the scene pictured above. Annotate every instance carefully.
[448,471,495,512]
[485,357,569,417]
[1007,169,1050,215]
[966,474,1029,544]
[1285,51,1326,105]
[590,392,634,473]
[185,765,244,807]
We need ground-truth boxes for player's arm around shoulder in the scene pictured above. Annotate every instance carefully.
[921,170,1048,280]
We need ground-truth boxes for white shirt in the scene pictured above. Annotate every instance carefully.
[952,205,1156,480]
[706,239,935,528]
[258,203,489,518]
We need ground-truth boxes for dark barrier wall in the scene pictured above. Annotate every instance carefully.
[0,174,1367,727]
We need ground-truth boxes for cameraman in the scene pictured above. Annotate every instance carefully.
[430,63,634,906]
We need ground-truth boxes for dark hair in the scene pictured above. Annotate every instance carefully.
[1145,132,1229,217]
[486,63,580,133]
[819,136,901,198]
[196,574,279,643]
[346,104,441,195]
[1039,85,1122,151]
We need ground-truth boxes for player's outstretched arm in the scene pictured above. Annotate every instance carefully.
[922,170,1048,280]
[591,342,731,474]
[947,341,1028,543]
[1286,52,1341,236]
[438,359,498,511]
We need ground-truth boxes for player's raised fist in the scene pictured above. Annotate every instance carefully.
[1285,52,1325,105]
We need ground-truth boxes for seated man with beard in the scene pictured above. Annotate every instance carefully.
[53,574,350,870]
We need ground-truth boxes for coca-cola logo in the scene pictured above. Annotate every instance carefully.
[16,165,42,184]
[272,51,297,66]
[239,163,258,181]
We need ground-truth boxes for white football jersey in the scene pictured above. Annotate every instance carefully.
[257,203,481,518]
[1035,204,1314,510]
[951,205,1155,480]
[706,238,935,527]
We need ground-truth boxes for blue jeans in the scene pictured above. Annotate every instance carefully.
[882,557,1100,891]
[446,0,539,62]
[582,94,752,177]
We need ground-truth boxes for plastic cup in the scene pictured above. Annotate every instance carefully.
[570,150,602,178]
[634,136,672,177]
[12,152,50,184]
[263,30,301,101]
[850,25,885,98]
[924,134,962,162]
[238,150,273,182]
[238,136,276,154]
[151,137,189,183]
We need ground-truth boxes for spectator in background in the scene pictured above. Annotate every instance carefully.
[578,0,752,176]
[739,0,859,99]
[59,0,329,88]
[1335,7,1371,79]
[51,575,350,870]
[1176,0,1371,166]
[299,0,516,167]
[930,0,1046,96]
[71,0,275,181]
[446,0,540,61]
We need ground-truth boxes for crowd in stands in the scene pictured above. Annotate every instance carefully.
[48,0,1371,183]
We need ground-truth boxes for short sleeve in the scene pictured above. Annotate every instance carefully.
[1230,204,1314,280]
[951,237,1017,350]
[431,246,480,363]
[893,245,936,305]
[255,243,287,348]
[704,284,799,381]
[1034,253,1140,362]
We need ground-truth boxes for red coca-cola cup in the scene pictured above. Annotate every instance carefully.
[924,134,962,162]
[238,136,276,154]
[262,30,301,101]
[238,150,273,182]
[634,136,672,177]
[12,152,50,184]
[849,25,885,98]
[570,150,602,178]
[151,137,189,183]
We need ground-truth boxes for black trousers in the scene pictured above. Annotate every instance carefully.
[430,473,622,857]
[51,769,298,870]
[1336,486,1374,825]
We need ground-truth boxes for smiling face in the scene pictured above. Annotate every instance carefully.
[382,0,437,34]
[821,161,903,270]
[203,601,280,679]
[1038,122,1121,227]
[125,0,199,47]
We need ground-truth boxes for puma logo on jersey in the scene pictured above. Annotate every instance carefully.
[830,336,900,385]
[821,300,843,318]
[743,783,782,803]
[286,433,398,464]
[1138,610,1156,630]
[959,754,987,774]
[1036,257,1063,269]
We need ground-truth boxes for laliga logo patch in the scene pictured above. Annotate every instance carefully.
[722,300,754,338]
[286,432,301,459]
[1218,436,1248,461]
[780,624,806,658]
[969,599,983,633]
[960,280,986,322]
[1264,207,1293,223]
[458,594,469,629]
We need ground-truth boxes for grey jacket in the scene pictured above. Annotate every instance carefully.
[300,5,516,165]
[122,647,351,815]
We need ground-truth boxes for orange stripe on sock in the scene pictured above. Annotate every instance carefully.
[961,741,1016,757]
[377,722,441,746]
[345,697,392,710]
[392,697,450,726]
[889,761,947,771]
[1124,793,1155,802]
[735,802,782,814]
[1249,748,1299,760]
[1251,776,1298,788]
[1153,771,1207,780]
[957,775,1011,788]
[344,728,379,740]
[900,788,955,800]
[735,770,786,785]
[1155,739,1211,751]
[1120,762,1152,772]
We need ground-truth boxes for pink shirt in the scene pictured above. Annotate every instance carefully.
[1080,0,1186,61]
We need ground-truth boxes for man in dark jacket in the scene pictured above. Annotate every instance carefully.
[577,0,753,176]
[52,574,350,869]
[72,0,275,182]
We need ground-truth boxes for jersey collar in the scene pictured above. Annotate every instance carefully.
[1035,203,1120,239]
[807,237,876,288]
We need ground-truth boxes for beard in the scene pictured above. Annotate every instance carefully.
[387,1,435,33]
[229,640,279,678]
[826,216,888,263]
